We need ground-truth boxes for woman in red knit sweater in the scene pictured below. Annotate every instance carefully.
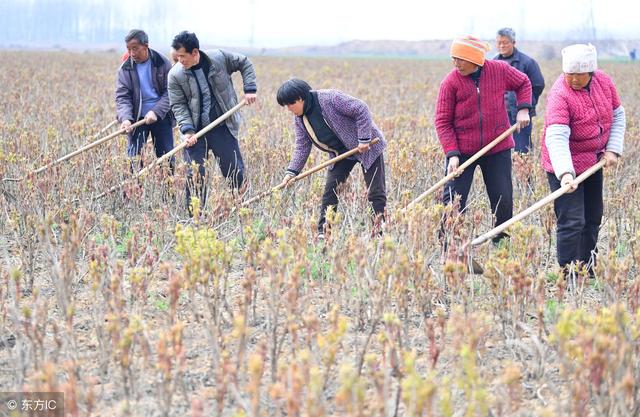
[435,35,532,243]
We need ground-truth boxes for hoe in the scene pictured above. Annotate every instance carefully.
[94,99,247,200]
[1,119,141,182]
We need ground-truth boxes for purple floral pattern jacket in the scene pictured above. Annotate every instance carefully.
[286,89,387,174]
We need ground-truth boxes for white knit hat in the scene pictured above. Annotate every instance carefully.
[562,43,598,73]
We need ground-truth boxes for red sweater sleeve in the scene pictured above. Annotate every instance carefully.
[435,77,459,156]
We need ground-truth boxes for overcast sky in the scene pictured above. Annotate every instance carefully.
[2,0,638,48]
[160,0,637,47]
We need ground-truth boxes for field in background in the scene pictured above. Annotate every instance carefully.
[1,52,640,416]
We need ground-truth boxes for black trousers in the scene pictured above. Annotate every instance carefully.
[318,154,387,233]
[127,116,175,170]
[183,124,245,211]
[442,149,513,241]
[547,170,603,268]
[508,113,534,154]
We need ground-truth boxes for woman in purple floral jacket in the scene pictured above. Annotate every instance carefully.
[277,79,387,239]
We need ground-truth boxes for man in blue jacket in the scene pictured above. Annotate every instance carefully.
[115,29,174,170]
[494,28,545,154]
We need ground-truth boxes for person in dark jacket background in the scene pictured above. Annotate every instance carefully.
[115,29,174,170]
[494,27,545,154]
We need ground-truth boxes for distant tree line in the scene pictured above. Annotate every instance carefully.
[0,0,171,46]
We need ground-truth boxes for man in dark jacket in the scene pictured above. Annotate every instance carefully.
[494,28,545,154]
[168,31,257,213]
[115,29,174,169]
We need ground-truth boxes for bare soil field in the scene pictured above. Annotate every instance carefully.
[1,52,639,416]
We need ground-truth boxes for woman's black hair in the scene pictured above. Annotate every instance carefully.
[276,78,312,106]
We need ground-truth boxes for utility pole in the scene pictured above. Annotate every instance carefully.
[586,0,597,40]
[519,0,526,40]
[249,0,256,48]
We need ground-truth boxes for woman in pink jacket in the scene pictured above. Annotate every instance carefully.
[542,43,625,275]
[435,36,532,243]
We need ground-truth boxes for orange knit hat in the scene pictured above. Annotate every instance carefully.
[450,36,491,66]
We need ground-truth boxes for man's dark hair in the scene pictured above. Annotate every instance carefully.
[276,78,312,106]
[497,27,516,42]
[125,29,148,45]
[172,31,199,53]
